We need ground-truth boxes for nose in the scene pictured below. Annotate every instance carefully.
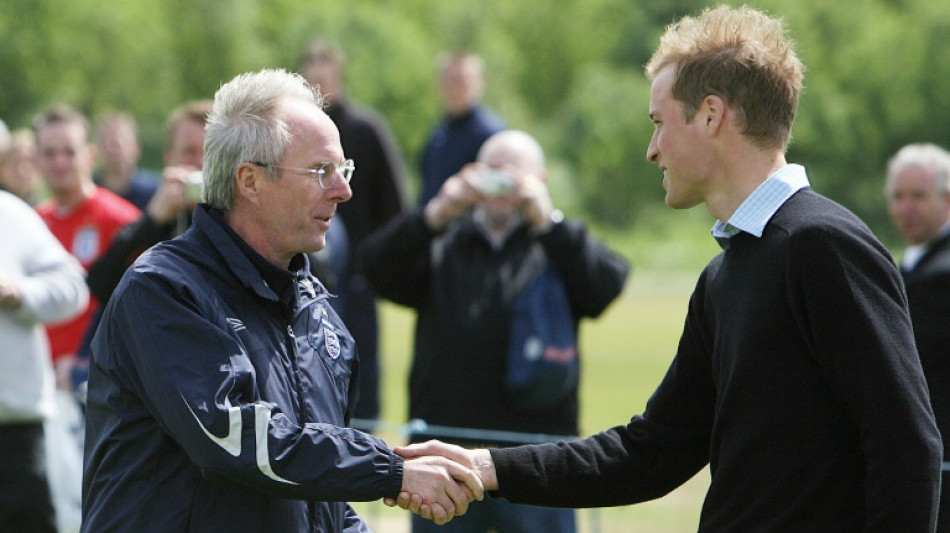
[890,195,913,214]
[646,132,659,164]
[48,151,72,168]
[341,180,353,201]
[327,175,352,203]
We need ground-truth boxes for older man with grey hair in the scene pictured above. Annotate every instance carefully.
[82,68,483,533]
[886,143,950,267]
[886,142,950,532]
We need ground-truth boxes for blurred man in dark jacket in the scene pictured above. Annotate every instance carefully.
[886,142,950,532]
[298,40,409,424]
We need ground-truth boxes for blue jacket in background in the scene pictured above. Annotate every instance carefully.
[418,104,506,206]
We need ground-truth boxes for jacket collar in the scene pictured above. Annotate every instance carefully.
[191,204,312,302]
[905,226,950,274]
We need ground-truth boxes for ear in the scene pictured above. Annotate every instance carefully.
[700,94,726,136]
[234,162,263,205]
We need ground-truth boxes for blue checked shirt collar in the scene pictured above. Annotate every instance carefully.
[711,164,810,248]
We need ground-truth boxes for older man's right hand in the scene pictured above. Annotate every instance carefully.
[394,453,485,525]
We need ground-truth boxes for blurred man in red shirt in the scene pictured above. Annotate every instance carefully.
[33,104,140,388]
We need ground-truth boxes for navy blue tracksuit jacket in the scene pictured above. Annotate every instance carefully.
[82,205,403,532]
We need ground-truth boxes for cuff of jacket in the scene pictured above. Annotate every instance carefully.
[386,454,405,499]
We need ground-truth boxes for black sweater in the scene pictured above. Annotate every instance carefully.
[491,189,942,531]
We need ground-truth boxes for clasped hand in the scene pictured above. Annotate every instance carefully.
[386,440,498,525]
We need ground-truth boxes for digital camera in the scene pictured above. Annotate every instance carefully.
[477,169,514,196]
[185,171,204,203]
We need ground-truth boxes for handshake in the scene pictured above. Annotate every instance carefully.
[385,440,497,525]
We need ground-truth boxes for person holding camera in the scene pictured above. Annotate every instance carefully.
[84,100,212,304]
[66,102,215,392]
[361,129,629,533]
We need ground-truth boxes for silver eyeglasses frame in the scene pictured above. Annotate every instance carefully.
[249,159,355,189]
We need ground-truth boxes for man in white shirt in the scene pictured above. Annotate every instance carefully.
[0,189,88,531]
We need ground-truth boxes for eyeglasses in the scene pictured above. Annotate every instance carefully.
[249,159,355,189]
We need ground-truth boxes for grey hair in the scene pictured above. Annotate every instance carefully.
[885,143,950,196]
[203,68,324,212]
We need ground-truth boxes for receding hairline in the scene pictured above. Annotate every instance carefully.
[477,130,545,174]
[886,143,950,195]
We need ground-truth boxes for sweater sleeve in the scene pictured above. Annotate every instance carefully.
[787,222,941,531]
[490,412,710,508]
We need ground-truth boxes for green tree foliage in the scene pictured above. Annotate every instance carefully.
[559,65,657,225]
[2,0,948,236]
[762,0,950,238]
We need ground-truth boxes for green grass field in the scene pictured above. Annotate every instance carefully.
[351,206,724,532]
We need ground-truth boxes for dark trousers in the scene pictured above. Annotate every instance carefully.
[938,469,950,533]
[412,498,575,533]
[0,423,57,533]
[344,276,380,421]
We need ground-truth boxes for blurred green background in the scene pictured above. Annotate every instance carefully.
[2,0,949,240]
[8,0,945,529]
